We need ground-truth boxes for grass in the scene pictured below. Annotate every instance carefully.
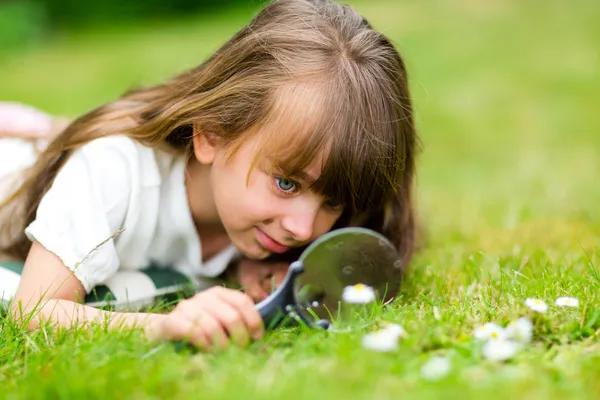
[1,0,600,398]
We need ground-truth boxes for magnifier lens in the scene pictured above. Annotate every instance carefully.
[292,282,328,323]
[293,281,389,329]
[293,283,361,328]
[296,283,326,308]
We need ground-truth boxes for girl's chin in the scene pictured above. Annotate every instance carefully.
[237,241,271,260]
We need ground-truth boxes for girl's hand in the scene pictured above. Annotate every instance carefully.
[235,258,289,303]
[145,286,264,351]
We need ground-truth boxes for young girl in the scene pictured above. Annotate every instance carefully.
[0,0,418,351]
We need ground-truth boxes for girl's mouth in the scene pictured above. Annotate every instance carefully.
[255,227,290,254]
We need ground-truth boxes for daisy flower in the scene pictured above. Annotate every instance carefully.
[525,298,548,313]
[474,322,506,341]
[342,284,376,304]
[506,317,533,344]
[482,339,519,361]
[381,323,407,338]
[555,297,579,308]
[361,323,407,353]
[361,329,400,352]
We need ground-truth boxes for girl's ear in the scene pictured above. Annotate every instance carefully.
[192,123,218,165]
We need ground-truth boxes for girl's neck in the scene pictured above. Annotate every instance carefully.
[185,156,230,260]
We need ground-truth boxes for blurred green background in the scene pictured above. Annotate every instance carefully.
[0,0,261,52]
[1,0,599,249]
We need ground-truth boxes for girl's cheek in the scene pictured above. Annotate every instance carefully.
[313,215,333,238]
[313,211,338,237]
[245,185,283,215]
[240,171,273,202]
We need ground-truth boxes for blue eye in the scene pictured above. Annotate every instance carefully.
[275,177,298,193]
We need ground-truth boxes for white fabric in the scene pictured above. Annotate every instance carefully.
[100,271,158,306]
[0,268,21,302]
[0,138,40,197]
[0,135,238,294]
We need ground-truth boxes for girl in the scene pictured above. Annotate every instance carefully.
[0,0,419,351]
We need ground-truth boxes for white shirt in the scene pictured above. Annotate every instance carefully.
[0,136,237,293]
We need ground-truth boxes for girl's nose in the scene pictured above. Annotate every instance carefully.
[280,199,320,242]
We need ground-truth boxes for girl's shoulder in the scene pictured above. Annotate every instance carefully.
[74,135,167,187]
[78,135,150,159]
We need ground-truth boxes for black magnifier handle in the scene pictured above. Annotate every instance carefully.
[255,261,331,330]
[255,261,305,329]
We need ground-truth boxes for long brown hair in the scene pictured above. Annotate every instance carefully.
[0,0,420,272]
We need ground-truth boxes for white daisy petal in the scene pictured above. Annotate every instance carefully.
[361,330,399,352]
[525,298,548,313]
[380,323,407,338]
[482,339,519,361]
[420,357,451,381]
[506,317,533,344]
[474,322,506,341]
[342,284,376,304]
[555,297,579,308]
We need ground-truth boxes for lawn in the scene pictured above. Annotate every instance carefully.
[1,0,600,398]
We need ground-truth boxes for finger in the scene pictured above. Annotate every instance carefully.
[212,287,264,340]
[187,315,213,351]
[239,274,269,302]
[161,314,211,351]
[201,298,251,347]
[246,283,269,303]
[193,311,230,350]
[167,300,225,351]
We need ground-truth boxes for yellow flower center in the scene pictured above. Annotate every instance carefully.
[534,300,541,304]
[354,284,366,291]
[491,332,498,339]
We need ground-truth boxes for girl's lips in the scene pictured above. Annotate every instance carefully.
[255,228,289,254]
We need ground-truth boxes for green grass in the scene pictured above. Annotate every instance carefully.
[1,0,600,398]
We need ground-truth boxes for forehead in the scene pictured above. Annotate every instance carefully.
[238,130,328,184]
[234,82,335,176]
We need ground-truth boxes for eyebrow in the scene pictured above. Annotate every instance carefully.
[293,170,318,186]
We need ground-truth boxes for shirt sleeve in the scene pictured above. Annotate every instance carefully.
[25,136,138,293]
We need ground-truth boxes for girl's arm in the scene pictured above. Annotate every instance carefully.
[11,241,264,350]
[12,240,163,330]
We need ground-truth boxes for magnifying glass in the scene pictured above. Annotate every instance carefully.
[255,227,403,330]
[166,227,402,353]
